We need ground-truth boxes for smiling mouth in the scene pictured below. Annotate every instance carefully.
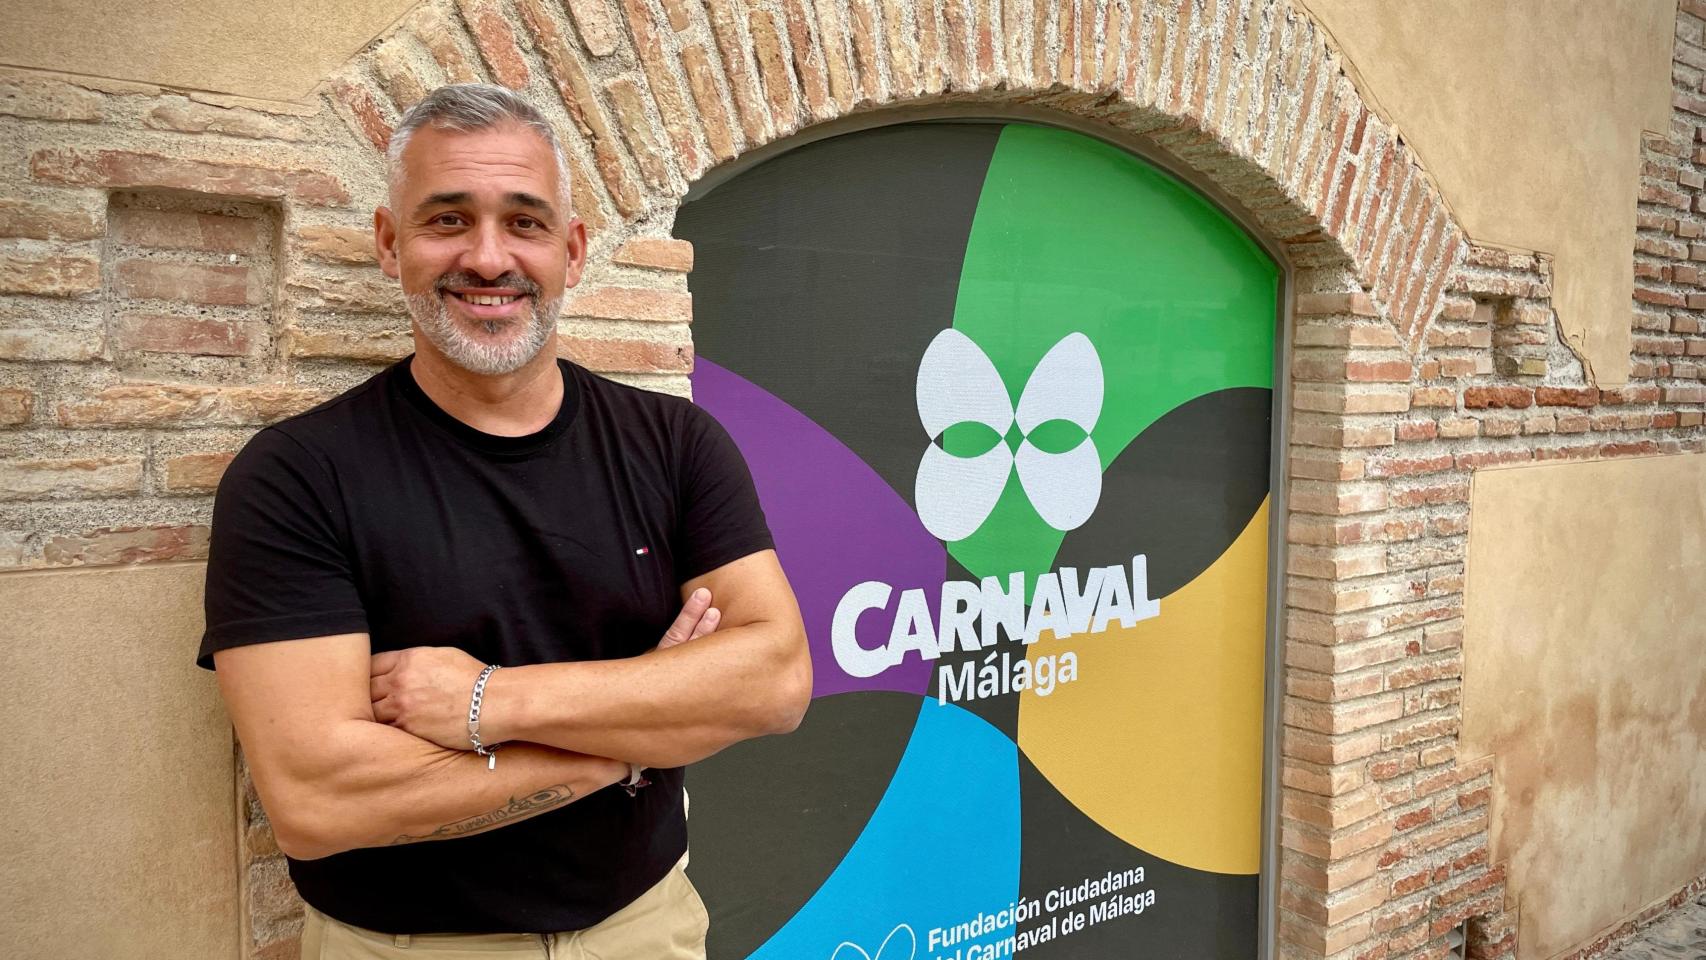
[446,291,527,306]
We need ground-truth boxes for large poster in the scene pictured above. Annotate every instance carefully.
[677,121,1277,960]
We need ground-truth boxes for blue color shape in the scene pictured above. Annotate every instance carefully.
[745,700,1021,960]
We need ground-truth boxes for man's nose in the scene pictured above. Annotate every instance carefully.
[459,221,515,281]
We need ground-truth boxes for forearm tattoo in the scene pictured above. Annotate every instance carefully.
[390,785,577,845]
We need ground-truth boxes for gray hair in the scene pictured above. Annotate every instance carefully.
[386,84,573,212]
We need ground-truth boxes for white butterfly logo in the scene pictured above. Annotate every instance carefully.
[915,329,1105,542]
[829,923,917,960]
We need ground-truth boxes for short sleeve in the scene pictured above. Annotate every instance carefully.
[196,427,370,670]
[672,404,775,582]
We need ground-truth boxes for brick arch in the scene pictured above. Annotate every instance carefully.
[330,0,1463,351]
[309,2,1504,959]
[311,2,1498,959]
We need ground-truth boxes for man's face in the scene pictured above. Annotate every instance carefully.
[376,121,586,376]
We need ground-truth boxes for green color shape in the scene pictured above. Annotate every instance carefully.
[947,123,1278,582]
[1025,419,1088,454]
[941,421,1002,457]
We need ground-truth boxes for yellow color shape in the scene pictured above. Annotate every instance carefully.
[1018,498,1269,875]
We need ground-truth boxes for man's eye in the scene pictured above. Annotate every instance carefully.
[432,213,464,227]
[515,217,541,230]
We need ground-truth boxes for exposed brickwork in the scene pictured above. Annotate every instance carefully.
[5,3,1700,959]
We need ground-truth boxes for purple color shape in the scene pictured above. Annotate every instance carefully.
[693,359,942,698]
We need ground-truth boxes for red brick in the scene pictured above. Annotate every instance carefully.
[1409,386,1455,408]
[1634,285,1686,307]
[1365,454,1456,479]
[1292,419,1396,449]
[1533,386,1598,408]
[565,286,692,323]
[406,7,483,81]
[0,457,143,500]
[703,0,772,143]
[42,524,210,567]
[0,388,34,426]
[457,0,531,88]
[289,271,404,314]
[517,0,646,217]
[165,452,236,493]
[115,314,257,356]
[605,77,672,190]
[1285,694,1404,735]
[1609,385,1665,403]
[1437,417,1479,439]
[1480,415,1521,438]
[111,207,265,254]
[1462,386,1533,410]
[288,329,412,363]
[749,9,800,133]
[613,237,695,273]
[294,224,376,264]
[145,99,310,141]
[1346,359,1412,382]
[31,149,348,206]
[57,384,325,428]
[565,0,622,57]
[680,42,738,163]
[660,0,694,30]
[0,196,104,241]
[559,336,692,373]
[1395,419,1437,442]
[1384,712,1459,750]
[1297,290,1380,317]
[329,78,393,152]
[621,0,705,173]
[0,245,101,297]
[373,38,430,111]
[114,260,259,306]
[1600,440,1662,458]
[845,0,883,102]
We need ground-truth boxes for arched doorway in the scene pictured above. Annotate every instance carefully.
[677,119,1281,960]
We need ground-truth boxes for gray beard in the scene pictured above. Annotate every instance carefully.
[407,288,561,376]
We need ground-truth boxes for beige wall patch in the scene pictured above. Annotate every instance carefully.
[1300,0,1675,386]
[0,563,237,956]
[0,0,419,102]
[1463,454,1706,959]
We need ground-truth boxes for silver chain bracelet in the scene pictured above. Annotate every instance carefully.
[468,663,501,770]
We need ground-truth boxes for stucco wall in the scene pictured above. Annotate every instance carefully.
[1462,454,1706,960]
[1298,0,1676,387]
[0,562,237,958]
[0,1,418,102]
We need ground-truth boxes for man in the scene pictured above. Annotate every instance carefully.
[197,84,811,958]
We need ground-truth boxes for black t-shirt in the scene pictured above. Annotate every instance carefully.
[197,356,773,933]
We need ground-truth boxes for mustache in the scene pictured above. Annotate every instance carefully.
[433,271,542,298]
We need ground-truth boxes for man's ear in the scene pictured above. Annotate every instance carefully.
[563,216,589,290]
[374,206,401,279]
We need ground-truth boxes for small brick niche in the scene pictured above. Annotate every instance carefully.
[104,190,280,383]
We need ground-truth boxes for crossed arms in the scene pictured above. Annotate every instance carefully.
[214,549,810,861]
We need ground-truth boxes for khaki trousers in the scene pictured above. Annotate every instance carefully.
[300,864,709,960]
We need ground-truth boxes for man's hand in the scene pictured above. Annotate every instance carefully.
[655,586,720,651]
[371,590,722,749]
[370,645,487,751]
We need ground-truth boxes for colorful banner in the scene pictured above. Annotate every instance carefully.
[677,121,1277,960]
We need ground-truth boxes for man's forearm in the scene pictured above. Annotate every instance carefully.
[268,717,624,860]
[478,621,810,768]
